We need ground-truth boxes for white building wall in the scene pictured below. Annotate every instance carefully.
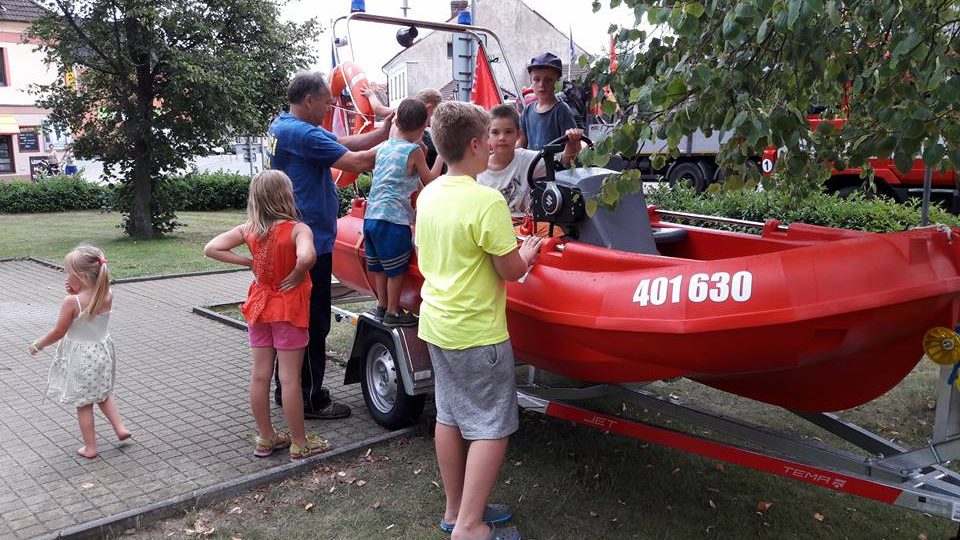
[0,20,58,182]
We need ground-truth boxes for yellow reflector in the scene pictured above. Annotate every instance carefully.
[924,327,960,365]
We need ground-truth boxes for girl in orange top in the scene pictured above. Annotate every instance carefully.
[204,170,330,461]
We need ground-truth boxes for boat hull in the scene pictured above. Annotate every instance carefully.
[333,200,960,411]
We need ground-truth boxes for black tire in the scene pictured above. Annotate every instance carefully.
[834,181,875,199]
[359,332,426,430]
[667,162,708,192]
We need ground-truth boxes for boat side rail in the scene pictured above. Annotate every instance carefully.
[656,209,790,232]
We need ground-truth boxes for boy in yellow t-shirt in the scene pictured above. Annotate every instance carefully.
[415,101,542,540]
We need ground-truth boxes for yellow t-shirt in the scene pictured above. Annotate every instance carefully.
[415,175,519,350]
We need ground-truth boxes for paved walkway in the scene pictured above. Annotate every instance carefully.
[0,261,390,539]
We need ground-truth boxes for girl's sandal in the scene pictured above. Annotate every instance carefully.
[289,434,331,461]
[253,431,292,457]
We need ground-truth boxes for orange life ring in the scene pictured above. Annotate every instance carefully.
[323,62,375,187]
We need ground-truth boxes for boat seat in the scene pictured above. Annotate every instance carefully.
[652,227,687,245]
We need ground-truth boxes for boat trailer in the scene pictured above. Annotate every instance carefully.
[332,294,960,529]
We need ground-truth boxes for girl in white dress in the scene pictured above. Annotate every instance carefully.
[29,245,131,458]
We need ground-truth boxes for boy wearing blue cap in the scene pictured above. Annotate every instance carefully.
[517,52,581,154]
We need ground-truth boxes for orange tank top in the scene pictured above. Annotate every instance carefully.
[241,220,312,328]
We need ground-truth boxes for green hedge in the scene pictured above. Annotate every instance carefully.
[10,172,954,235]
[0,172,251,214]
[337,173,372,217]
[163,171,249,211]
[645,183,960,233]
[0,176,111,213]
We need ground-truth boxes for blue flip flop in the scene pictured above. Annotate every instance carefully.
[439,503,513,533]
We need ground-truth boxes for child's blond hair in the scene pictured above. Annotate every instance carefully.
[415,88,443,108]
[245,170,299,237]
[64,245,111,320]
[431,101,490,163]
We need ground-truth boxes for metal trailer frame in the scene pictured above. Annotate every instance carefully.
[330,13,525,110]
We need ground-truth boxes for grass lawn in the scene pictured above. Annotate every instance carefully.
[0,210,246,278]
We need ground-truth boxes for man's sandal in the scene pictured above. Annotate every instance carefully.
[290,434,331,461]
[253,432,292,457]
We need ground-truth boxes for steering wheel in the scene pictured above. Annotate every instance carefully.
[526,134,594,190]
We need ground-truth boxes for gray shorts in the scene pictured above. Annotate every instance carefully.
[428,339,519,440]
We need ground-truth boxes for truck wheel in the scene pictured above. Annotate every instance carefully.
[360,333,426,430]
[835,181,875,199]
[667,163,708,193]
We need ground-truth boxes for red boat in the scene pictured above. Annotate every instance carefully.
[333,144,960,413]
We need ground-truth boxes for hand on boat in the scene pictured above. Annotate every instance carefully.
[519,236,544,267]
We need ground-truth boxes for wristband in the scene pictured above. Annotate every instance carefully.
[30,340,42,354]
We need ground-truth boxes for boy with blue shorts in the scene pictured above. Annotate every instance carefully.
[364,98,443,328]
[416,101,543,540]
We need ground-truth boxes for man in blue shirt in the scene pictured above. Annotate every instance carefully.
[266,71,390,419]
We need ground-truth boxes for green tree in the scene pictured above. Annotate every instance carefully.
[28,0,316,238]
[584,0,959,205]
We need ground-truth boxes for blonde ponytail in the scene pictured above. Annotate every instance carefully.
[64,245,111,319]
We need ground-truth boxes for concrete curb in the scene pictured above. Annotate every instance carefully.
[5,257,247,284]
[192,304,247,331]
[112,268,247,284]
[43,426,417,540]
[27,256,63,271]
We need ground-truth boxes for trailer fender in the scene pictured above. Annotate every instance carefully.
[344,316,434,396]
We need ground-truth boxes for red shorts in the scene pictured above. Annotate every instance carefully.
[248,321,309,350]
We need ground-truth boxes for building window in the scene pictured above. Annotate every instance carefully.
[0,48,7,86]
[0,135,14,173]
[447,41,453,59]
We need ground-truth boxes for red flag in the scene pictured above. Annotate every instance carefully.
[610,33,618,72]
[470,43,501,110]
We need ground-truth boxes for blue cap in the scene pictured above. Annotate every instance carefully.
[350,0,365,12]
[457,9,472,24]
[527,52,563,76]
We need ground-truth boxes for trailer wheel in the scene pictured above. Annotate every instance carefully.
[667,163,708,193]
[360,333,426,430]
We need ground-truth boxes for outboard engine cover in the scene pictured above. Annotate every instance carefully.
[531,167,660,255]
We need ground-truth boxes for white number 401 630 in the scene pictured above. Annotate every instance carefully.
[632,271,753,306]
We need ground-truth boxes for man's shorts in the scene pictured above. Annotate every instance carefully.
[248,321,309,350]
[363,218,413,277]
[428,339,519,440]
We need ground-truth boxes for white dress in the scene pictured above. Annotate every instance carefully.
[46,296,117,407]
